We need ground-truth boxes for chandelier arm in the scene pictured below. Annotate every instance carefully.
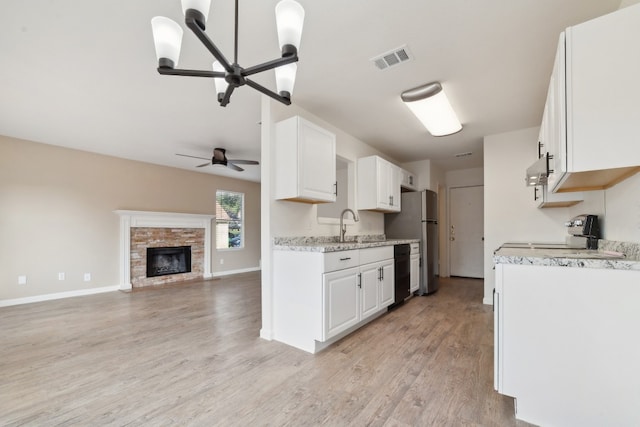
[242,55,298,77]
[185,15,234,72]
[234,0,239,64]
[245,79,291,105]
[158,68,225,78]
[219,85,236,107]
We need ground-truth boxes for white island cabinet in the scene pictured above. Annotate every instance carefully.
[273,246,394,353]
[357,156,401,212]
[494,263,640,426]
[275,116,337,203]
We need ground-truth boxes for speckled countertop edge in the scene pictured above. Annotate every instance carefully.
[273,235,420,253]
[493,240,640,271]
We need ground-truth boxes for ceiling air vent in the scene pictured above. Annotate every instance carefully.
[455,152,473,158]
[371,45,412,71]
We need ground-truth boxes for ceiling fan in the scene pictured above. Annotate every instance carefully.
[177,148,259,171]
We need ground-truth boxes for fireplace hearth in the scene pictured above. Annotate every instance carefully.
[147,246,192,278]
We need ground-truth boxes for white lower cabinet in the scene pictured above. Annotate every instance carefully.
[273,246,394,353]
[323,250,394,341]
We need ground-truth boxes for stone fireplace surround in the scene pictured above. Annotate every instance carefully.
[115,210,215,290]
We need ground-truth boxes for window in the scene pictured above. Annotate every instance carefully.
[216,190,244,249]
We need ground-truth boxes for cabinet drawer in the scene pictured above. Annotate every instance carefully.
[360,246,393,265]
[323,250,360,273]
[410,243,420,254]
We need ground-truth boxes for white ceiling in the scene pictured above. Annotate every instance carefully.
[0,0,622,183]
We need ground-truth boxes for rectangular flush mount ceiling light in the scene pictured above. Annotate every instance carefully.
[401,82,462,136]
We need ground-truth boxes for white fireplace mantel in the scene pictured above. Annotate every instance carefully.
[115,210,215,290]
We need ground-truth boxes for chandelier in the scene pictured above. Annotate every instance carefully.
[151,0,305,106]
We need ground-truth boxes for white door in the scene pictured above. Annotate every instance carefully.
[449,185,484,278]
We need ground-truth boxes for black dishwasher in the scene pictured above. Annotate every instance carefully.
[390,244,411,309]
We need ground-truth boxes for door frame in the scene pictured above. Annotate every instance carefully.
[447,184,484,278]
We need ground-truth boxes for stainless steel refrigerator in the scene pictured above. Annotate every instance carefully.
[384,190,439,295]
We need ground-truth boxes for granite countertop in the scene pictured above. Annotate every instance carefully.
[273,235,420,253]
[493,240,640,271]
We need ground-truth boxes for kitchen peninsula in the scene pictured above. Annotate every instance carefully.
[493,241,640,426]
[272,236,418,353]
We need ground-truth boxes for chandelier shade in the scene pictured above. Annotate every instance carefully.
[151,17,184,68]
[181,0,211,23]
[275,0,305,51]
[212,61,229,100]
[151,0,304,107]
[275,63,297,98]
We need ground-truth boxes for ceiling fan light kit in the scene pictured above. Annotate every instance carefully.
[151,0,305,107]
[401,82,462,137]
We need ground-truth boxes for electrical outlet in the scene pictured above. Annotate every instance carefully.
[83,273,91,282]
[58,272,65,281]
[220,259,224,265]
[18,275,27,285]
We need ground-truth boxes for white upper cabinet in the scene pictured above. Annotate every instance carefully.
[275,116,337,203]
[549,5,640,192]
[357,156,401,212]
[399,168,417,191]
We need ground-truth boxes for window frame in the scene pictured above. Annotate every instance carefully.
[215,190,244,251]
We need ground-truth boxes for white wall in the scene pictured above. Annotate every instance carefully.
[483,127,575,304]
[0,135,261,303]
[600,173,640,241]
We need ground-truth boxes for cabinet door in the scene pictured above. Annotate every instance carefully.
[359,262,380,319]
[387,163,401,212]
[299,119,337,201]
[357,156,402,212]
[379,260,395,307]
[323,267,360,340]
[376,160,391,209]
[275,116,336,203]
[410,254,420,293]
[567,6,640,172]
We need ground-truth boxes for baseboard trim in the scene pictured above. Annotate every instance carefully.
[0,286,120,308]
[210,266,261,278]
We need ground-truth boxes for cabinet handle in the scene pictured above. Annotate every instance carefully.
[339,257,351,261]
[358,273,362,288]
[378,267,382,281]
[380,266,384,281]
[538,141,544,158]
[534,187,539,201]
[546,153,554,174]
[409,176,413,185]
[334,181,338,196]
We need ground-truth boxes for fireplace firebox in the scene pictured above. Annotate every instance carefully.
[146,246,192,278]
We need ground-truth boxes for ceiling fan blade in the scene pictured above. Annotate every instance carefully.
[226,161,244,172]
[229,159,259,165]
[196,162,211,168]
[176,153,210,161]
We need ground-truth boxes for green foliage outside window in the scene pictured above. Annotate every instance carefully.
[216,190,244,249]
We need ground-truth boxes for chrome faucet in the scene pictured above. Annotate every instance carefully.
[339,208,359,242]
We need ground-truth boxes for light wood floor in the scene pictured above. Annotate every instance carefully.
[0,273,533,426]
